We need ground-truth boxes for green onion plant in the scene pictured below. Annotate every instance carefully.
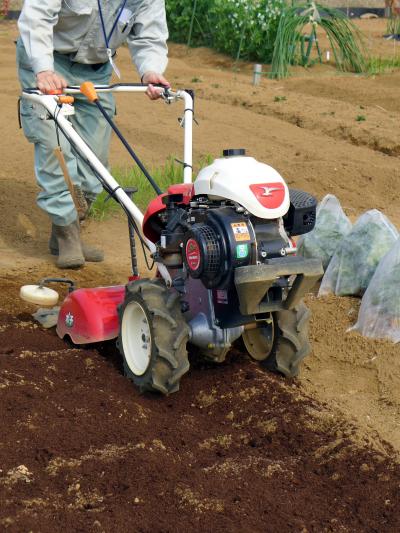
[270,1,367,79]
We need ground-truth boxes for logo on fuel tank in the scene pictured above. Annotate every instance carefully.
[249,182,286,209]
[259,186,281,196]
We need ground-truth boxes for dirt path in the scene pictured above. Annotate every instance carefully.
[1,18,400,530]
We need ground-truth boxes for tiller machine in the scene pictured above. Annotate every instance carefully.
[20,83,323,394]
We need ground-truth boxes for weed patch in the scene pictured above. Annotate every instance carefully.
[366,56,400,75]
[90,156,212,220]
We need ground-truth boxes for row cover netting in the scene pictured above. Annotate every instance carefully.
[353,237,400,343]
[297,194,352,270]
[319,210,399,297]
[299,196,400,343]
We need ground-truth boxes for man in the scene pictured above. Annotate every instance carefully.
[17,0,170,269]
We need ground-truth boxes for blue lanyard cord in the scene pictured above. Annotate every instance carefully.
[97,0,129,49]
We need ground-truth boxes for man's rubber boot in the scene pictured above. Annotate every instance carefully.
[52,222,85,269]
[49,221,104,262]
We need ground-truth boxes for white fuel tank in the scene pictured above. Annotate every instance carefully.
[194,152,290,219]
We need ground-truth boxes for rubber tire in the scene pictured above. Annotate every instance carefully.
[118,279,190,395]
[261,302,311,378]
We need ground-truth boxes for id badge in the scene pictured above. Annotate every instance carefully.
[119,7,133,25]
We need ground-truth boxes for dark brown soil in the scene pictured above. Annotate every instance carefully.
[0,313,399,532]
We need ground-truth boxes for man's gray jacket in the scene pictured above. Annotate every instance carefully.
[18,0,168,77]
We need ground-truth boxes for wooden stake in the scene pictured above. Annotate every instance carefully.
[53,146,80,212]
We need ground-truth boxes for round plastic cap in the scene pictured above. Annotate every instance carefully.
[223,148,246,157]
[20,285,59,307]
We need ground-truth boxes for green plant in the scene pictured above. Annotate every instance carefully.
[274,95,287,102]
[270,2,367,79]
[90,156,212,220]
[366,56,400,75]
[166,0,368,78]
[356,115,366,122]
[166,0,285,63]
[209,0,285,62]
[166,0,213,46]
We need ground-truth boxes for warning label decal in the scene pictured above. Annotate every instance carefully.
[231,222,250,242]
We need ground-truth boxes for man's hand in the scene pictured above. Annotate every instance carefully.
[142,71,170,100]
[36,70,67,94]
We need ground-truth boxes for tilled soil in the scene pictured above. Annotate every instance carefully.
[1,313,400,532]
[1,18,400,530]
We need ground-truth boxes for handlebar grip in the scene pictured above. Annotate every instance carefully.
[80,81,98,102]
[22,82,170,93]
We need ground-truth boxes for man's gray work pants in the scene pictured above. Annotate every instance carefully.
[17,39,115,226]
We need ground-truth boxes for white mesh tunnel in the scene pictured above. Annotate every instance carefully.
[353,238,400,343]
[297,194,352,270]
[319,210,399,297]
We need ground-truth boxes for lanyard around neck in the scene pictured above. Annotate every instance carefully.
[97,0,128,77]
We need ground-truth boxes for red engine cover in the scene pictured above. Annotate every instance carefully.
[143,183,194,242]
[56,286,126,344]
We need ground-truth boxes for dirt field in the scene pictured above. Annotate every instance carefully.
[0,19,400,531]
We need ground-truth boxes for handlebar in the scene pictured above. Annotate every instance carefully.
[21,82,194,183]
[22,82,170,95]
[20,82,194,285]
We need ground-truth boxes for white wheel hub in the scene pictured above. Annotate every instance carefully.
[243,320,274,361]
[121,300,152,376]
